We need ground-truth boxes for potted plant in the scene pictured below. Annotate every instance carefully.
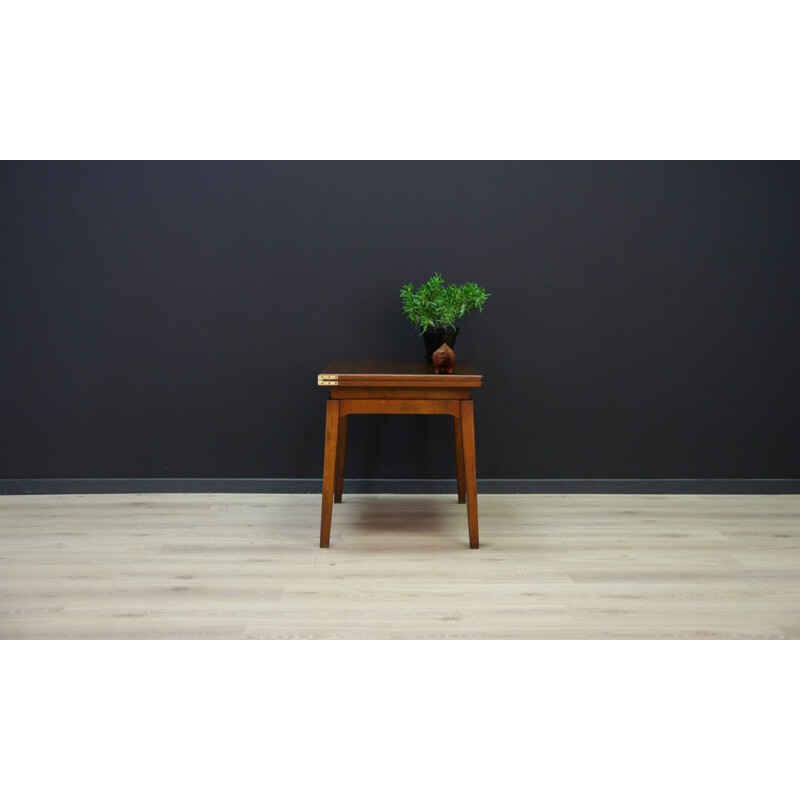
[400,273,490,361]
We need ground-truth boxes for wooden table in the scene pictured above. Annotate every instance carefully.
[317,359,483,549]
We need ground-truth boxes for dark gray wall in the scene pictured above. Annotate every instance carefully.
[2,161,799,484]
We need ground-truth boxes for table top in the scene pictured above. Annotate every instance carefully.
[318,359,482,388]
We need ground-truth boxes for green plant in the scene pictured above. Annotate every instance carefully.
[400,273,490,333]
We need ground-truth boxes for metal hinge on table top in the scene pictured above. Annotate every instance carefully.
[318,375,339,386]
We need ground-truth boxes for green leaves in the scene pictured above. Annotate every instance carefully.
[400,273,490,333]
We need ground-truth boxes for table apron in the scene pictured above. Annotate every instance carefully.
[338,398,464,417]
[331,387,471,400]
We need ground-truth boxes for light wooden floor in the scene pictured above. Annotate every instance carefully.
[1,493,798,639]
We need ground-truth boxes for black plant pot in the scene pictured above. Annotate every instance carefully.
[422,326,458,362]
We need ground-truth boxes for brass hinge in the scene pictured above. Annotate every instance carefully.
[318,375,339,386]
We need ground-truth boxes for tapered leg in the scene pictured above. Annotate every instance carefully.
[320,399,340,547]
[460,400,479,548]
[334,415,348,503]
[453,415,466,503]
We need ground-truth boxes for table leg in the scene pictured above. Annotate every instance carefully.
[460,400,479,549]
[334,415,348,503]
[320,399,340,548]
[453,415,466,504]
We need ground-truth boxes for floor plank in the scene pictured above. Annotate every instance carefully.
[1,493,798,639]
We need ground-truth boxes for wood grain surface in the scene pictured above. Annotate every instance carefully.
[319,360,482,388]
[1,493,798,639]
